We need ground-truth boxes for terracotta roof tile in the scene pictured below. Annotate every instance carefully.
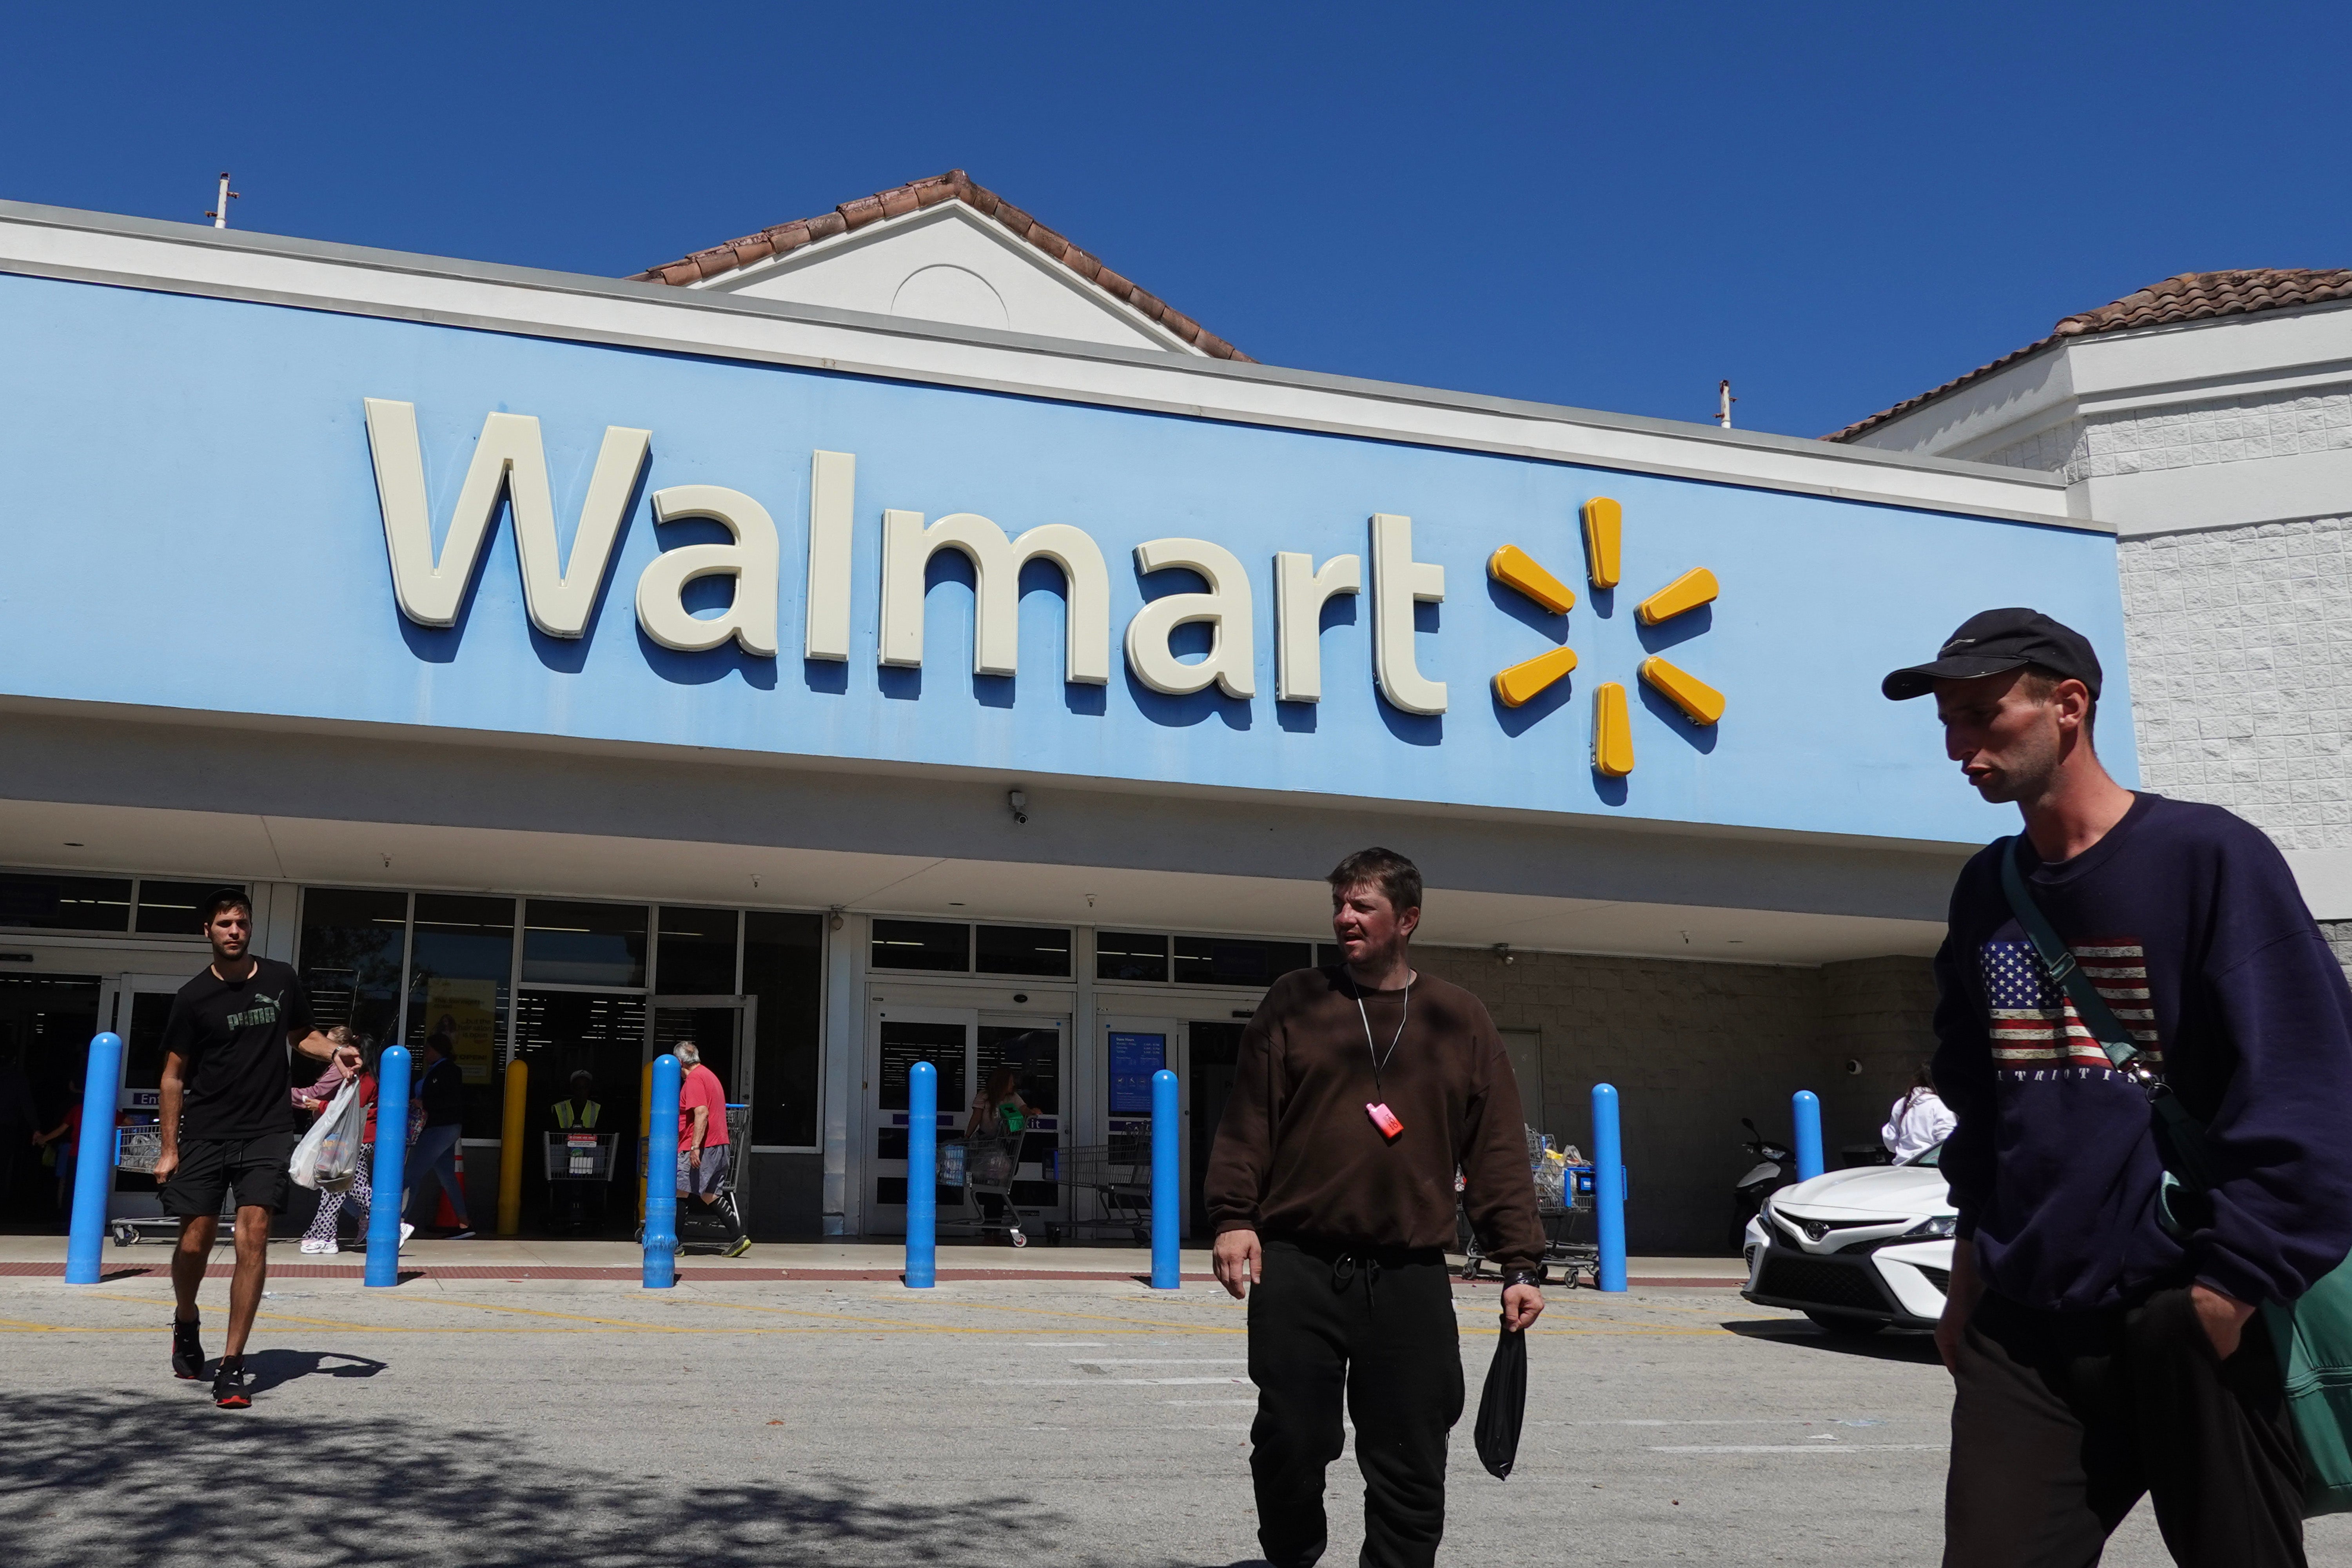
[629,169,1252,361]
[1825,269,2352,443]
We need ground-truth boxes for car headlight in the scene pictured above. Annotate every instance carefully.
[1902,1215,1958,1240]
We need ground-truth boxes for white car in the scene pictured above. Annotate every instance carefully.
[1740,1144,1956,1335]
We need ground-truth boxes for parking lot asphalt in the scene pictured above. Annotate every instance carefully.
[5,1266,2350,1567]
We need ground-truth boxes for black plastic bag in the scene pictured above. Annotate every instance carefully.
[1473,1317,1527,1479]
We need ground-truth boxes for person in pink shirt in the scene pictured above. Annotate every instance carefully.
[675,1042,747,1257]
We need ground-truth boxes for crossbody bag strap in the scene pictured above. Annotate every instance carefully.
[1995,836,2217,1192]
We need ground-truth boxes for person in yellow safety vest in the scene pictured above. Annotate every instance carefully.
[552,1071,601,1131]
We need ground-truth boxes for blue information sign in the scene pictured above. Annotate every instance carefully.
[1107,1032,1167,1116]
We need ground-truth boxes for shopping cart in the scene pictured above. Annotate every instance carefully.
[1460,1126,1600,1288]
[937,1129,1033,1247]
[109,1122,225,1245]
[544,1129,618,1235]
[640,1104,753,1251]
[1045,1136,1152,1244]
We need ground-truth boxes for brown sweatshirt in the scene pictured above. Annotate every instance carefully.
[1204,965,1544,1271]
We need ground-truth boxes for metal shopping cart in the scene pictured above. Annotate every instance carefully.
[1045,1134,1152,1244]
[1459,1126,1600,1288]
[640,1104,752,1251]
[544,1128,619,1235]
[109,1122,228,1245]
[937,1129,1034,1247]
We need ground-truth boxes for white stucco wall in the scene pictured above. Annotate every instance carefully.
[2117,515,2352,851]
[1848,310,2352,918]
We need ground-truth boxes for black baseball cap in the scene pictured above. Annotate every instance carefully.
[1881,608,2103,701]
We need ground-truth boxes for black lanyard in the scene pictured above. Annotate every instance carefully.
[1352,976,1410,1095]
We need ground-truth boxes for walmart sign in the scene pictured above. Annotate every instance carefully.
[367,401,1726,779]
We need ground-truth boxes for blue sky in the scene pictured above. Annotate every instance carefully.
[5,3,2344,439]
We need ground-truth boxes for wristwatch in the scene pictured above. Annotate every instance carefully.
[1501,1268,1541,1290]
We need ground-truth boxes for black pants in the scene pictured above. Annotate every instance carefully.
[1248,1238,1464,1568]
[1946,1285,2306,1567]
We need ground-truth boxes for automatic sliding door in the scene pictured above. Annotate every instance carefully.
[866,1005,975,1236]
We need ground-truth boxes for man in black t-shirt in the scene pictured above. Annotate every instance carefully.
[156,889,355,1408]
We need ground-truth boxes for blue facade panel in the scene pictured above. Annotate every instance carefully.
[0,273,2129,844]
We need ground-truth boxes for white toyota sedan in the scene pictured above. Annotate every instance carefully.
[1740,1144,1956,1335]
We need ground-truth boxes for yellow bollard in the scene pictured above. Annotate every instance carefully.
[638,1058,653,1223]
[498,1056,527,1236]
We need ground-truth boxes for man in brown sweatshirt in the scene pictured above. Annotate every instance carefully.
[1206,847,1545,1568]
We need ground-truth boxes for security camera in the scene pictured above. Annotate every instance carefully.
[1844,1058,1862,1075]
[1007,789,1029,825]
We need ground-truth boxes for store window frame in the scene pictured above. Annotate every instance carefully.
[0,867,251,939]
[1085,929,1331,989]
[292,887,829,1157]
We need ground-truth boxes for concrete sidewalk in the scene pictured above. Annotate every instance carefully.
[0,1231,1748,1285]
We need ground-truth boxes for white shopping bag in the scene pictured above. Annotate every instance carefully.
[290,1076,365,1193]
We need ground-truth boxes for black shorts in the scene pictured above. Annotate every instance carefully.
[160,1131,299,1218]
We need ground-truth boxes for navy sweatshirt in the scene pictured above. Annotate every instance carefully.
[1933,792,2352,1313]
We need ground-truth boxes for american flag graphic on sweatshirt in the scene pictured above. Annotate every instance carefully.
[1979,938,2164,1074]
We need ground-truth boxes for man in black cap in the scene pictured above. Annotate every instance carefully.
[1888,608,2352,1565]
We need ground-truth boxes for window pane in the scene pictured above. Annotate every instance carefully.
[522,899,646,988]
[298,888,407,1044]
[1095,931,1169,982]
[407,895,516,1136]
[1173,936,1312,988]
[135,879,247,936]
[744,911,822,1146]
[1315,944,1343,970]
[656,906,738,995]
[870,919,968,973]
[975,925,1071,978]
[0,872,131,932]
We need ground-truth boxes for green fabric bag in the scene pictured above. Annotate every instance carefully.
[2000,838,2352,1515]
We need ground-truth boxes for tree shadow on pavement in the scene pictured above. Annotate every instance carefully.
[0,1389,1092,1568]
[1721,1319,1943,1363]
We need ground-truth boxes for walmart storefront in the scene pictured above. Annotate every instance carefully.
[0,198,2128,1250]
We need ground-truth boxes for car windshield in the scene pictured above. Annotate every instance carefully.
[1904,1141,1944,1168]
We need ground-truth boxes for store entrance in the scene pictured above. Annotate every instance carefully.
[0,973,102,1228]
[863,995,1066,1238]
[648,995,755,1227]
[514,990,646,1235]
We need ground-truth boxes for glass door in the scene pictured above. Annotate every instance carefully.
[864,1002,975,1236]
[99,973,193,1216]
[648,995,755,1220]
[1100,1014,1187,1232]
[978,1014,1067,1235]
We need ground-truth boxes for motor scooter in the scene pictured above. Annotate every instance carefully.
[1730,1117,1796,1250]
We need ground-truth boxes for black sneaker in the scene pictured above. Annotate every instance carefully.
[445,1228,476,1240]
[211,1355,252,1409]
[171,1315,205,1381]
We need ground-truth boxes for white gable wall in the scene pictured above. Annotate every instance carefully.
[694,201,1204,355]
[1847,305,2352,922]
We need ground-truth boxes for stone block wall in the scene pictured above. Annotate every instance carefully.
[1977,386,2352,486]
[1412,943,1904,1256]
[2117,515,2352,852]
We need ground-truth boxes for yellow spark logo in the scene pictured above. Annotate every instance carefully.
[1488,497,1722,777]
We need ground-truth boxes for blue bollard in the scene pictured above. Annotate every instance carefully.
[643,1053,681,1289]
[1592,1082,1626,1293]
[366,1045,413,1287]
[1791,1089,1824,1182]
[64,1032,124,1285]
[1150,1068,1180,1290]
[906,1062,937,1289]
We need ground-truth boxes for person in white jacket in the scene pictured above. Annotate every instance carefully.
[1882,1064,1956,1162]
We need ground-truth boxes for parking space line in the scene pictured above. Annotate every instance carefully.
[1650,1444,1949,1454]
